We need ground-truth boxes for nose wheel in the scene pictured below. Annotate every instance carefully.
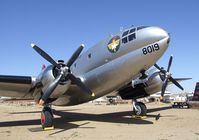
[133,101,147,116]
[41,106,54,130]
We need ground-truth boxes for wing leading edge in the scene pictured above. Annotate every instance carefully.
[0,75,36,98]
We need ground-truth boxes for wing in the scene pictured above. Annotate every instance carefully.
[173,78,192,82]
[168,78,192,85]
[0,75,36,98]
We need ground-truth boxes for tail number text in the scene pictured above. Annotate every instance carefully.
[142,43,160,55]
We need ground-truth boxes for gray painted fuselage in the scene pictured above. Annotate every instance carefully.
[52,26,170,106]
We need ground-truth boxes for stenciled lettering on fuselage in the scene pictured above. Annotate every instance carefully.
[107,36,120,53]
[142,43,160,55]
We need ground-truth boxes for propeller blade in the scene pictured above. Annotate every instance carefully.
[156,56,184,98]
[67,74,95,97]
[154,64,161,71]
[154,64,166,73]
[161,79,168,97]
[41,74,63,102]
[169,76,184,90]
[167,56,173,72]
[66,44,84,68]
[31,43,61,69]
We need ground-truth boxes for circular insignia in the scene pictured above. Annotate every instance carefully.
[107,36,120,53]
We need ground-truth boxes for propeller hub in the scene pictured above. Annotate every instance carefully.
[165,72,171,78]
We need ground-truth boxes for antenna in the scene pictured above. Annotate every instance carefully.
[120,26,123,32]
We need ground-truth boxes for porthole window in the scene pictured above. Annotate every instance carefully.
[88,53,91,59]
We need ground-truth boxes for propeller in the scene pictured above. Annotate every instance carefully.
[31,43,95,105]
[154,56,184,97]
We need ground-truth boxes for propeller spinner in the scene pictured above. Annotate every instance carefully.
[31,44,95,105]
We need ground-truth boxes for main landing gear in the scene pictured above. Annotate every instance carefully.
[132,100,147,116]
[41,105,54,130]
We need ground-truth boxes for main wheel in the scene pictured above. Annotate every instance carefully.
[109,98,116,105]
[41,107,53,129]
[133,102,147,116]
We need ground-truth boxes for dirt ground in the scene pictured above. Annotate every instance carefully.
[0,100,199,140]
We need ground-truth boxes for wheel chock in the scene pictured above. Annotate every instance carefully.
[132,115,147,119]
[43,126,54,131]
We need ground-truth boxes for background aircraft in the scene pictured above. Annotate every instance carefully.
[0,26,186,129]
[192,82,199,101]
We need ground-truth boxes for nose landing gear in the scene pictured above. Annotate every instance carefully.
[41,105,54,130]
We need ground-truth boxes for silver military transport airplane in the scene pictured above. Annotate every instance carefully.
[0,26,187,129]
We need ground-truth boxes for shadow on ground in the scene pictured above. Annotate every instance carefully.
[0,106,172,134]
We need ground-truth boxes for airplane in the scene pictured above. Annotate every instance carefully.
[0,26,187,129]
[192,82,199,101]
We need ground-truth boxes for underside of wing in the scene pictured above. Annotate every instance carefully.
[0,75,36,98]
[53,84,93,106]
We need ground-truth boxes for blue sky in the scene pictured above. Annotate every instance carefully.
[0,0,198,92]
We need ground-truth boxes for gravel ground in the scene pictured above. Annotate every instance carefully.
[0,101,199,140]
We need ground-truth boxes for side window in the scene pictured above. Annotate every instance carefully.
[88,53,91,59]
[128,33,136,41]
[122,37,128,44]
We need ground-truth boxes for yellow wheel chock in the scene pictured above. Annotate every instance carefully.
[43,126,55,131]
[132,115,147,119]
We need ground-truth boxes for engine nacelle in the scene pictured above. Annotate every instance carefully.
[119,83,149,100]
[144,72,163,95]
[119,71,163,100]
[36,65,71,99]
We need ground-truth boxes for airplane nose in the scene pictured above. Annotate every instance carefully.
[147,26,169,41]
[136,26,170,47]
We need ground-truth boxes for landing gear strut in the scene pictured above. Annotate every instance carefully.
[41,105,54,130]
[133,100,147,116]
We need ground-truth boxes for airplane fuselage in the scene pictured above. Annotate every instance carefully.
[51,26,170,106]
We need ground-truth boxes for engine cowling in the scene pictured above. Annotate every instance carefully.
[35,65,71,100]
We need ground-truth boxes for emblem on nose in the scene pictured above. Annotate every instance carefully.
[107,36,120,53]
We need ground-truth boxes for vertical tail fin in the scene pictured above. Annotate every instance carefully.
[192,82,199,101]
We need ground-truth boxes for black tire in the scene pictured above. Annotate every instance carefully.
[109,98,116,105]
[133,102,147,116]
[109,98,114,104]
[41,107,53,129]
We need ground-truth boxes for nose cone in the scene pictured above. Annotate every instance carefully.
[136,26,170,47]
[146,26,169,41]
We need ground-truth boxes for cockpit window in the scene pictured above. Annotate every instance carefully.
[128,33,136,41]
[122,37,128,44]
[137,26,149,31]
[129,28,136,33]
[122,30,129,37]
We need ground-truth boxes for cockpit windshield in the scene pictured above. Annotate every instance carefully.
[137,26,149,31]
[122,30,129,37]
